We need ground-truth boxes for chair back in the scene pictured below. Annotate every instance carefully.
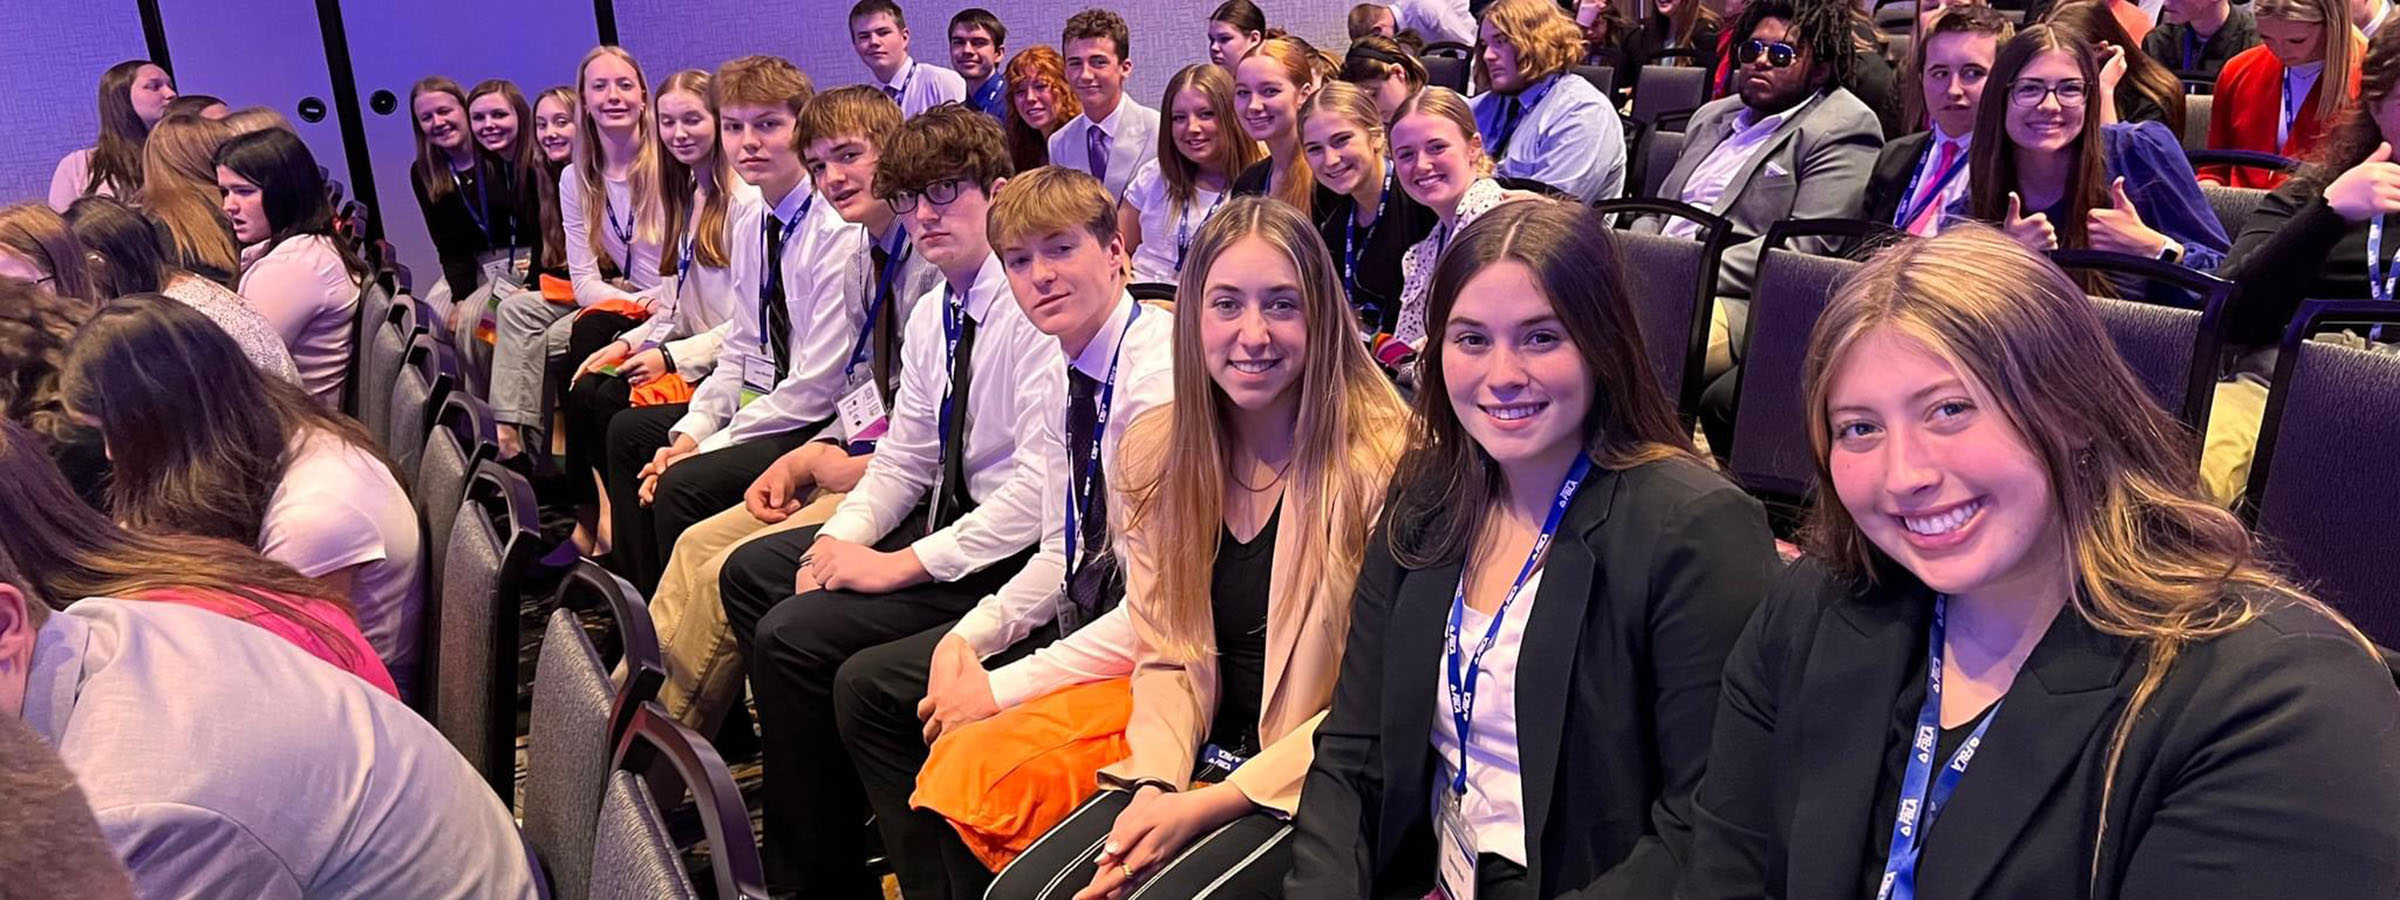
[359,296,418,449]
[2182,94,2213,150]
[389,333,458,478]
[2246,301,2400,647]
[2187,147,2296,179]
[345,272,397,417]
[1594,198,1732,419]
[1642,128,1689,199]
[1574,64,1615,97]
[525,562,665,900]
[1425,55,1470,92]
[1632,65,1708,127]
[2198,183,2266,240]
[431,460,542,800]
[415,393,496,597]
[2089,297,2215,434]
[2046,249,2234,431]
[589,703,769,900]
[1726,247,1864,500]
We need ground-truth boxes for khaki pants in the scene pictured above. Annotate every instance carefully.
[2200,377,2271,508]
[646,491,845,733]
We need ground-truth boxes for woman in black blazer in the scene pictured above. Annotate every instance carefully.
[1679,225,2400,900]
[1287,201,1775,899]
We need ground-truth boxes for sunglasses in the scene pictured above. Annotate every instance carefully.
[1737,39,1800,68]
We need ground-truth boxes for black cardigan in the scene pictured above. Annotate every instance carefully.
[409,155,534,297]
[1287,456,1776,899]
[1678,560,2400,900]
[2219,179,2380,347]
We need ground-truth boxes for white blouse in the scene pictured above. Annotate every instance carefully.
[1429,566,1538,866]
[237,235,361,406]
[1123,159,1228,286]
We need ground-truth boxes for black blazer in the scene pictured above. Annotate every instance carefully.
[1289,456,1776,899]
[1861,130,1934,230]
[410,155,531,296]
[1679,560,2400,900]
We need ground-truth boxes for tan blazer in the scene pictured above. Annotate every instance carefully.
[1097,403,1407,814]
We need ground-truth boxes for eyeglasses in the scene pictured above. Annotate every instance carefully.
[2007,79,2089,108]
[1736,39,1800,68]
[887,177,971,214]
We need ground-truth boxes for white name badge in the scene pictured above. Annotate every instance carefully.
[1435,789,1477,900]
[836,379,890,444]
[739,353,777,408]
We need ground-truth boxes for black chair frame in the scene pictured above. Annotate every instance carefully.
[614,703,771,900]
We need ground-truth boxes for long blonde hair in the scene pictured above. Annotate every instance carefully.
[1799,225,2376,879]
[654,69,733,273]
[572,45,667,269]
[1125,197,1408,662]
[138,113,241,280]
[1157,64,1267,207]
[1240,37,1327,218]
[2256,0,2366,122]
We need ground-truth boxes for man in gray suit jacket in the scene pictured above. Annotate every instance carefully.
[1639,0,1883,314]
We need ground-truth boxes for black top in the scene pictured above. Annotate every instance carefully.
[2220,180,2381,347]
[1289,457,1777,899]
[2141,6,2261,80]
[1205,501,1281,758]
[1677,559,2400,900]
[1230,159,1276,198]
[1859,669,2000,899]
[1316,179,1439,337]
[410,155,534,297]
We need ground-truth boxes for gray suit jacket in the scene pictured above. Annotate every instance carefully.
[1638,88,1883,297]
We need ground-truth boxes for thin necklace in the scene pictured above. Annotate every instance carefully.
[1228,454,1295,492]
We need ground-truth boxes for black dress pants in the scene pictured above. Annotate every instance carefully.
[600,406,818,595]
[719,520,1033,896]
[835,620,1058,900]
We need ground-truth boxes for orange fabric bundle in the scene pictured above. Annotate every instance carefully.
[912,678,1134,870]
[629,373,695,407]
[538,273,577,305]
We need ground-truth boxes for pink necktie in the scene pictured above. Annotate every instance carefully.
[1906,140,1960,238]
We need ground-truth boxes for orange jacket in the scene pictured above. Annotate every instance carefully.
[2205,44,2363,188]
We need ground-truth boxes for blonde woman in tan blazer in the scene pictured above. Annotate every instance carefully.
[986,197,1408,900]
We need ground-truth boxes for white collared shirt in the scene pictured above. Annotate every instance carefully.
[880,56,969,118]
[1666,101,1806,239]
[1047,96,1162,200]
[618,180,761,381]
[2281,60,2326,150]
[556,167,667,308]
[1389,0,1477,45]
[818,254,1065,581]
[1124,160,1230,285]
[948,292,1175,659]
[1430,567,1540,866]
[1898,127,1972,234]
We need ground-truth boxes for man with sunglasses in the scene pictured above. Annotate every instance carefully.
[718,104,1063,897]
[1639,0,1883,449]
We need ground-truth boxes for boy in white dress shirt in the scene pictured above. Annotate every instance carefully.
[718,105,1058,897]
[836,165,1176,900]
[1048,8,1162,200]
[852,0,968,117]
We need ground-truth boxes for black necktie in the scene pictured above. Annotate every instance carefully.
[869,244,897,400]
[1061,368,1116,633]
[930,309,980,533]
[764,213,793,380]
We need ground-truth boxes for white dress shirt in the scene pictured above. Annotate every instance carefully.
[556,168,667,307]
[672,180,869,453]
[986,604,1137,709]
[1430,568,1541,866]
[1896,126,1972,236]
[948,293,1175,660]
[818,254,1064,581]
[1047,97,1162,200]
[1665,102,1804,239]
[25,600,536,899]
[619,181,760,381]
[882,57,970,118]
[1390,0,1478,46]
[1477,72,1627,203]
[1123,160,1231,285]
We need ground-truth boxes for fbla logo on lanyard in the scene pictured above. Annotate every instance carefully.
[1876,595,2003,900]
[836,231,913,448]
[1435,454,1592,900]
[1063,304,1143,592]
[2369,215,2397,342]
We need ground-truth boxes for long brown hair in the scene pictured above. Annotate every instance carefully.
[1799,225,2376,876]
[138,113,242,280]
[1157,64,1266,207]
[467,79,543,187]
[407,76,478,205]
[533,86,577,272]
[0,278,87,448]
[1387,201,1699,566]
[2044,1,2183,134]
[1240,37,1326,217]
[1969,26,2108,251]
[59,293,397,546]
[85,60,167,199]
[0,418,361,665]
[0,205,101,307]
[654,69,734,273]
[1003,45,1083,170]
[1478,0,1590,85]
[573,46,667,269]
[1128,197,1409,661]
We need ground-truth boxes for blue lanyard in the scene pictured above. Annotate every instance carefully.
[1062,304,1142,582]
[1173,191,1227,275]
[602,191,634,248]
[844,229,912,383]
[2372,215,2395,341]
[2281,69,2310,150]
[1344,170,1395,302]
[460,162,492,241]
[1442,453,1591,794]
[971,72,1006,116]
[1875,596,2004,900]
[2182,27,2200,73]
[1893,141,1967,229]
[757,193,813,352]
[936,281,968,449]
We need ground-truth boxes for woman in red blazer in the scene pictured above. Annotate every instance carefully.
[2205,0,2363,187]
